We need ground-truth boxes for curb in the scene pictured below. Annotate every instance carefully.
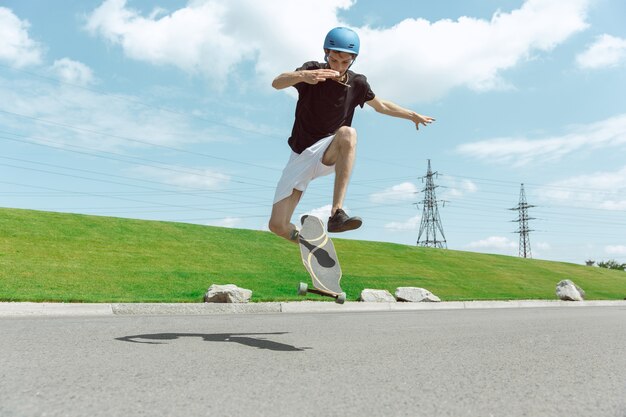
[1,300,625,317]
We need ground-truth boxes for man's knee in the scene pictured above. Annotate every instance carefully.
[268,219,282,235]
[335,126,357,149]
[336,126,357,138]
[268,219,289,237]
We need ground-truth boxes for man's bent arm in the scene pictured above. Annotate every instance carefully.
[272,69,341,90]
[272,72,305,90]
[366,96,435,130]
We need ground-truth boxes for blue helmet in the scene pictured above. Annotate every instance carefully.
[323,27,360,56]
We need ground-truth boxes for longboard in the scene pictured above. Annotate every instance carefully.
[297,215,346,304]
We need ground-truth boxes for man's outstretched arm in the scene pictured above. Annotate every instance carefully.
[366,96,435,130]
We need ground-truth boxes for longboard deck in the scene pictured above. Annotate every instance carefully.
[298,215,343,296]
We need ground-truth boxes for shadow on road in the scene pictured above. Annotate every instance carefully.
[115,332,310,352]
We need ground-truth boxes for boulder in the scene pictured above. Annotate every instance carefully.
[204,284,252,303]
[395,287,441,302]
[359,289,396,303]
[556,280,585,301]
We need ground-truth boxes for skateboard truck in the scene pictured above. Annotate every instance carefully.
[298,282,346,304]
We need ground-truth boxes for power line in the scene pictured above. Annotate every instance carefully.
[0,180,271,219]
[0,108,280,172]
[0,133,275,189]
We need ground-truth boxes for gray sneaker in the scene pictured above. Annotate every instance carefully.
[327,208,362,233]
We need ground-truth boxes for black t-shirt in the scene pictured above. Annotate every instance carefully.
[287,61,376,154]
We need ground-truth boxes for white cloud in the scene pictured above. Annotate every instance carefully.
[208,217,242,228]
[442,179,478,199]
[85,0,590,102]
[85,0,247,84]
[85,0,350,89]
[599,201,626,210]
[298,204,359,225]
[468,236,517,249]
[457,113,626,165]
[605,245,626,255]
[385,214,421,232]
[0,74,228,151]
[462,179,478,193]
[0,7,44,68]
[468,237,550,257]
[301,205,333,222]
[577,34,626,69]
[362,0,589,101]
[535,242,551,251]
[51,58,95,86]
[370,182,417,203]
[537,165,626,210]
[132,166,231,190]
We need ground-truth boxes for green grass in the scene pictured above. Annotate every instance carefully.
[1,207,625,303]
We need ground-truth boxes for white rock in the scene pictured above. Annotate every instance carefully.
[360,289,396,303]
[555,280,585,301]
[395,287,441,302]
[204,284,252,303]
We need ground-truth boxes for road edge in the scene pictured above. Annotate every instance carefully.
[1,300,625,317]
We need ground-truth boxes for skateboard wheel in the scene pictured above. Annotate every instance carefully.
[297,282,308,296]
[336,292,346,304]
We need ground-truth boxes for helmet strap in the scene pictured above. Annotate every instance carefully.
[347,57,356,71]
[324,49,357,72]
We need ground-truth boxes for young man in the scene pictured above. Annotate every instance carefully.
[269,27,434,243]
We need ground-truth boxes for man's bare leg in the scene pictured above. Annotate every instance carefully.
[268,189,303,244]
[322,126,357,216]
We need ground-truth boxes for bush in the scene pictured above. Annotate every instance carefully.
[597,259,626,271]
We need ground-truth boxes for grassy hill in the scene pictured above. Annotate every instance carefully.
[1,207,625,303]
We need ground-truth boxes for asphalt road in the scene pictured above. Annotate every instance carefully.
[1,307,625,417]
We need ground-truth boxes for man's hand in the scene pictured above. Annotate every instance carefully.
[301,69,341,84]
[413,113,435,130]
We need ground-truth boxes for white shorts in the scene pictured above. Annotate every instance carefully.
[273,134,336,204]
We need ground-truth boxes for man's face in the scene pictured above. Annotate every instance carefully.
[326,50,355,76]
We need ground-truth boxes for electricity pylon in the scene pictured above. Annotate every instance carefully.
[510,183,535,258]
[416,160,447,249]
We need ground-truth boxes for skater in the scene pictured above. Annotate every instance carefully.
[268,27,434,243]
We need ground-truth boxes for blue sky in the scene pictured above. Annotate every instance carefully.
[1,0,625,264]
